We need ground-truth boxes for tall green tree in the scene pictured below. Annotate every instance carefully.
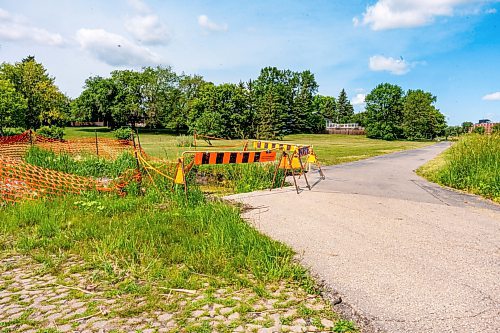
[402,89,446,140]
[141,66,180,129]
[290,70,319,133]
[0,56,69,129]
[365,83,404,140]
[189,83,252,139]
[71,76,117,125]
[337,89,354,123]
[0,79,27,135]
[313,95,337,120]
[171,74,207,132]
[109,70,144,128]
[462,121,473,133]
[252,67,290,139]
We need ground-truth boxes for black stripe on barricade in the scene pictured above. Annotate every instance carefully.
[242,152,250,163]
[193,151,276,165]
[216,152,224,164]
[229,152,237,163]
[202,152,210,164]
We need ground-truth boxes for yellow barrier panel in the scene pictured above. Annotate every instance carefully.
[174,161,185,185]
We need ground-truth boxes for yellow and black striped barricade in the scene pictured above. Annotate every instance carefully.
[271,150,311,194]
[191,150,277,165]
[304,147,325,180]
[176,150,277,194]
[253,140,324,179]
[252,140,302,152]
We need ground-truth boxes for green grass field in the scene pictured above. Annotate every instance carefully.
[0,127,436,331]
[418,134,499,202]
[65,127,434,165]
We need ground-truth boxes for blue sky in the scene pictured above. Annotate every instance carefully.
[0,0,499,125]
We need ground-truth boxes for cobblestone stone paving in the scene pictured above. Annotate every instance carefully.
[1,255,342,332]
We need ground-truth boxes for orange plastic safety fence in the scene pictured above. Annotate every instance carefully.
[0,155,145,204]
[0,155,104,203]
[0,131,133,160]
[0,131,32,159]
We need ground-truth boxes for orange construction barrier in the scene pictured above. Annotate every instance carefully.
[0,130,133,160]
[0,155,130,204]
[192,150,277,165]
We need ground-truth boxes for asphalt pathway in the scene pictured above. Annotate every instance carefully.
[226,142,500,333]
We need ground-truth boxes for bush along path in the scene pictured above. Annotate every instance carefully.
[0,254,352,333]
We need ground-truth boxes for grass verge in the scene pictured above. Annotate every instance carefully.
[0,189,313,293]
[417,134,499,202]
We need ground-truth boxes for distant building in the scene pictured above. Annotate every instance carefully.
[471,120,498,134]
[325,120,365,135]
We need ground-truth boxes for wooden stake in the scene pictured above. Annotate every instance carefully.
[95,130,99,156]
[288,153,300,194]
[297,152,311,190]
[132,133,143,192]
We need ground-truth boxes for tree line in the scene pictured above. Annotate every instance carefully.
[1,56,451,140]
[71,66,360,139]
[357,83,447,140]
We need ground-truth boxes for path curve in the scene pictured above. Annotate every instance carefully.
[227,142,500,333]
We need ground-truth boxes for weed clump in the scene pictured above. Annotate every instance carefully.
[24,146,137,178]
[418,134,499,202]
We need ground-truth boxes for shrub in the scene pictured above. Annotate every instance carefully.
[36,126,65,139]
[1,127,25,136]
[113,127,134,140]
[472,126,485,135]
[492,123,500,134]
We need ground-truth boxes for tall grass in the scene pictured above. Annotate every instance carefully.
[2,145,314,292]
[418,134,499,202]
[0,188,311,291]
[24,146,137,178]
[196,163,285,194]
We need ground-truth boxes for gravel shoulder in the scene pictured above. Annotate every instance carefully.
[0,254,343,333]
[227,143,500,333]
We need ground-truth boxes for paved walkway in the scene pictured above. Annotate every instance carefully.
[227,143,500,333]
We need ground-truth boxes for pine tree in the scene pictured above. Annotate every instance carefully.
[337,89,354,123]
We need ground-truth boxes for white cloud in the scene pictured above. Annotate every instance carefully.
[0,8,64,46]
[75,28,162,67]
[125,14,170,45]
[485,8,497,14]
[198,15,228,32]
[128,0,150,14]
[352,93,366,105]
[482,92,500,101]
[125,0,170,45]
[355,0,486,30]
[369,55,410,75]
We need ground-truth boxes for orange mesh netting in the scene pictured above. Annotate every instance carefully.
[0,155,145,204]
[0,131,32,159]
[0,155,108,203]
[0,130,133,160]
